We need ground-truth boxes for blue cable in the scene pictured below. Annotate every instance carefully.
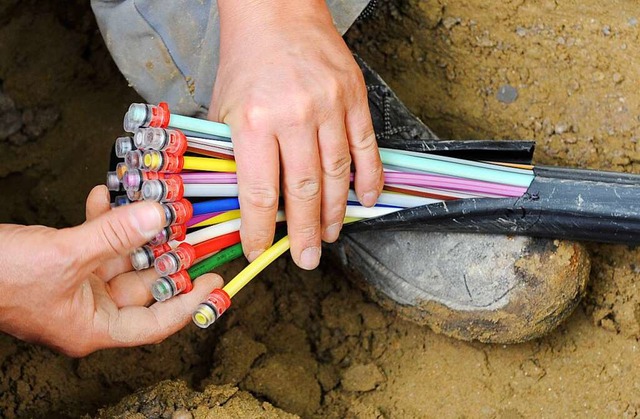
[192,197,240,216]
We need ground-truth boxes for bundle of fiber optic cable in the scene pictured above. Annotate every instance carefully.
[106,102,640,329]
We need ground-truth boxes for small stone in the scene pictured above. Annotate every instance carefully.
[442,17,461,29]
[613,73,625,84]
[496,85,518,104]
[629,17,638,27]
[516,26,527,37]
[603,25,611,36]
[554,122,571,134]
[341,363,385,392]
[171,409,192,419]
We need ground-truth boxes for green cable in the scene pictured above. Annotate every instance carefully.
[187,243,244,279]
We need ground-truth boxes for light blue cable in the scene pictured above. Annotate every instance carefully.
[169,114,232,139]
[379,149,534,188]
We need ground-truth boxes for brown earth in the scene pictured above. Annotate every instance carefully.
[2,0,640,417]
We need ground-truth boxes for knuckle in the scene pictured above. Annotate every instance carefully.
[292,223,321,242]
[241,228,273,248]
[324,154,352,179]
[99,218,133,257]
[242,184,279,211]
[241,100,271,131]
[351,130,377,153]
[285,177,321,202]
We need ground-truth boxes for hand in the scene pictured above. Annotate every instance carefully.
[210,0,384,270]
[0,186,222,357]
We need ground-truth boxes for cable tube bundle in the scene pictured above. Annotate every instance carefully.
[107,102,640,329]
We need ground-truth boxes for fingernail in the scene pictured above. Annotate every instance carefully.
[130,202,164,240]
[361,191,378,207]
[324,222,342,242]
[248,249,265,262]
[300,247,321,270]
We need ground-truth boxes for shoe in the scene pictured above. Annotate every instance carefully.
[332,56,591,344]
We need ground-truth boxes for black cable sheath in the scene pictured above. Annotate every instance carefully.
[344,165,640,246]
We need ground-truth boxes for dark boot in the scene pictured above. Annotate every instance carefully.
[333,56,591,344]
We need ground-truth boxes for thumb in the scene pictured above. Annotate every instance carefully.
[66,201,166,266]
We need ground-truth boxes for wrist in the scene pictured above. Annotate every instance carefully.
[217,0,334,32]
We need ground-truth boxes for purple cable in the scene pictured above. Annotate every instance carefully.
[181,173,237,184]
[180,170,527,197]
[187,212,222,227]
[383,172,527,197]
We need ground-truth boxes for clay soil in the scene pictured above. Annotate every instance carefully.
[2,0,640,417]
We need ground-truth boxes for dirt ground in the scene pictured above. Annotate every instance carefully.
[2,0,640,417]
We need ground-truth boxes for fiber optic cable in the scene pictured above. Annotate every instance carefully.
[154,231,241,276]
[152,242,244,302]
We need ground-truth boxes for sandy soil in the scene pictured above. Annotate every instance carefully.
[2,0,640,417]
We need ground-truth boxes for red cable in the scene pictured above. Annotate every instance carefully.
[193,231,241,259]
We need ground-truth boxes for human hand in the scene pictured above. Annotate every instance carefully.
[210,0,384,270]
[0,185,222,357]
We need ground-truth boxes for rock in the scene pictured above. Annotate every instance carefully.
[496,84,518,104]
[22,106,60,139]
[0,110,23,140]
[341,363,385,392]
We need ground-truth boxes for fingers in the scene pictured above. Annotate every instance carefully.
[101,273,223,347]
[318,116,351,243]
[85,185,135,280]
[86,185,111,221]
[63,201,165,270]
[279,128,323,270]
[345,77,384,207]
[233,129,280,262]
[107,268,159,308]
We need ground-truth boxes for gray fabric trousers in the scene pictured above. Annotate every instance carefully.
[91,0,369,117]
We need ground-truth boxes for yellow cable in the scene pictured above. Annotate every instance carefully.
[223,236,290,298]
[221,217,363,299]
[183,156,237,172]
[192,210,241,228]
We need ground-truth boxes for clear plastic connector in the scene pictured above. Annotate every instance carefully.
[115,136,134,158]
[192,289,231,328]
[148,224,186,246]
[141,150,184,173]
[154,243,196,276]
[130,243,171,270]
[130,246,153,271]
[123,103,151,133]
[134,127,187,155]
[125,150,143,169]
[116,162,128,180]
[126,188,142,201]
[151,277,176,302]
[123,103,170,133]
[113,195,131,207]
[192,303,217,328]
[154,252,181,277]
[142,178,184,203]
[161,199,193,226]
[134,127,166,150]
[106,171,121,191]
[151,270,192,302]
[141,180,165,202]
[122,169,143,192]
